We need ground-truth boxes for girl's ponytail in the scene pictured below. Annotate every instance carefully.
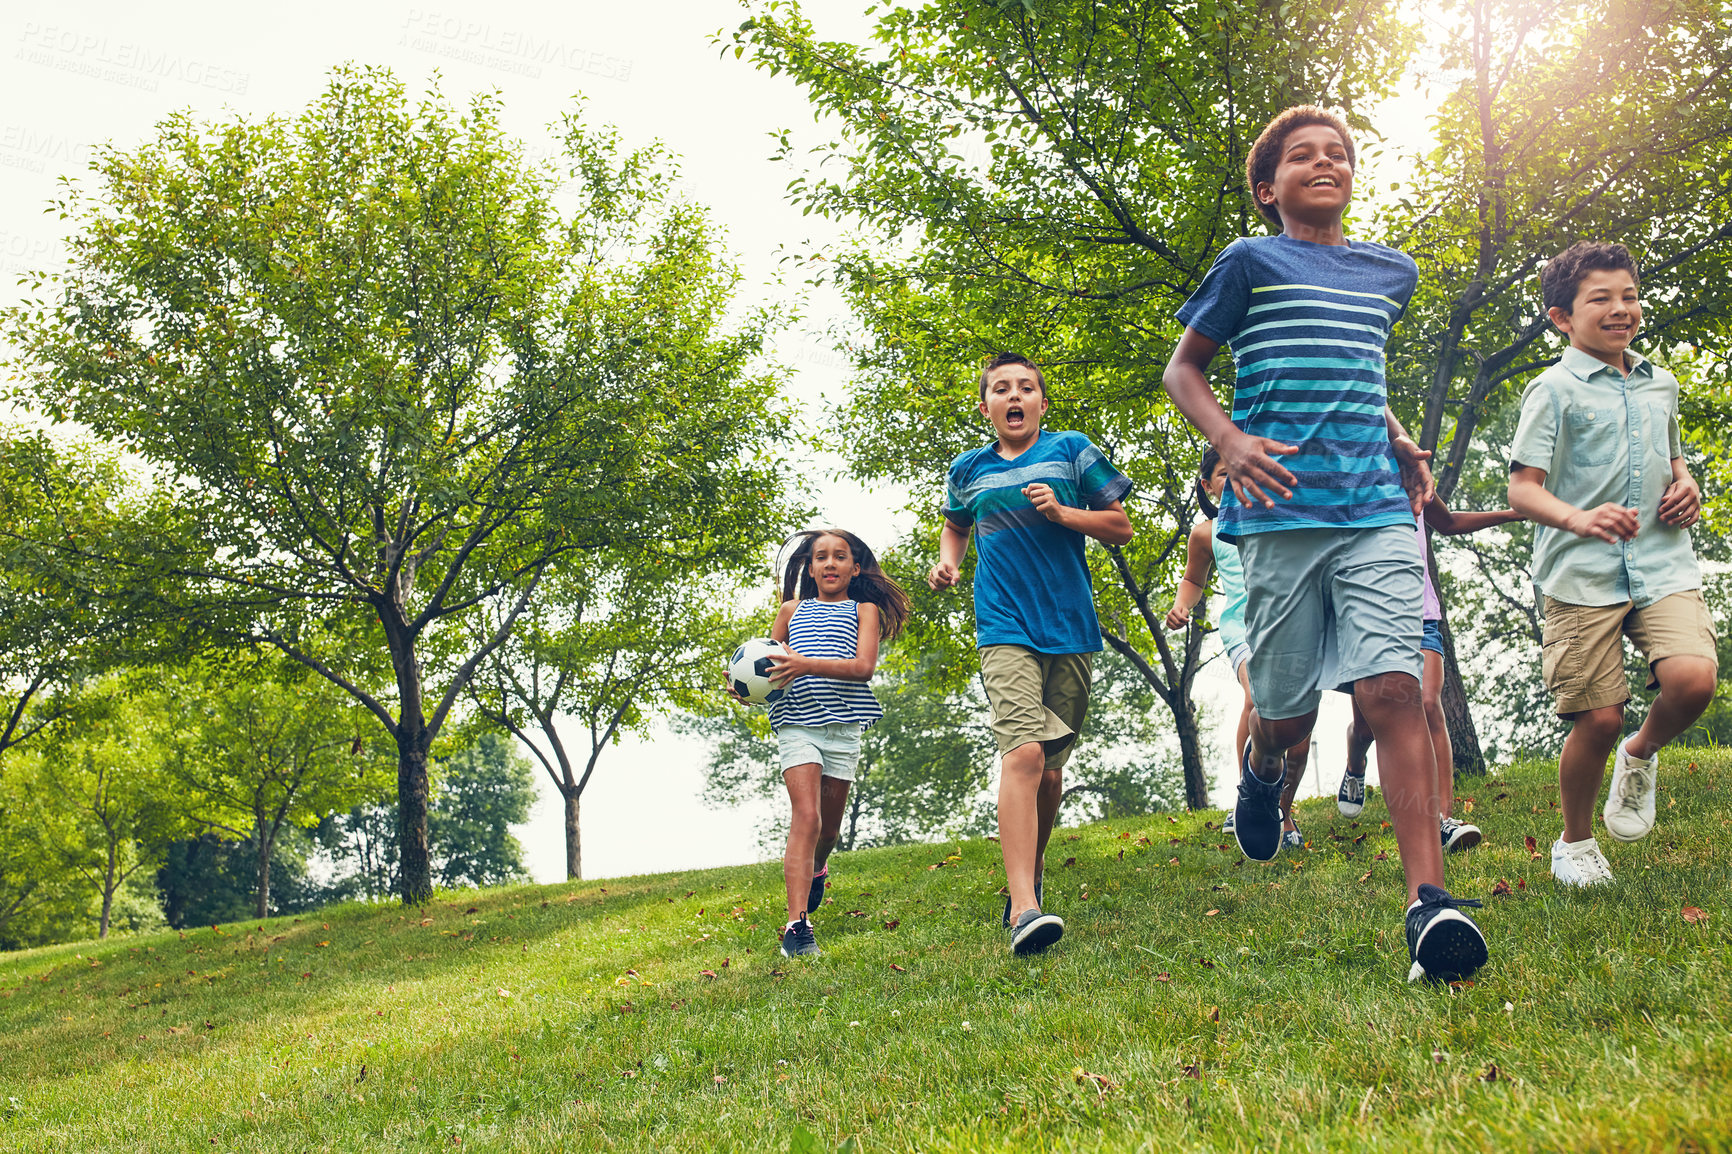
[780,529,911,642]
[1195,447,1222,520]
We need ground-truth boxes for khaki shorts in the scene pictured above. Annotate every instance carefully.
[1541,589,1718,715]
[978,645,1093,770]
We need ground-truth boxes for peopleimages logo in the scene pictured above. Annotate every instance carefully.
[14,22,251,94]
[398,9,633,82]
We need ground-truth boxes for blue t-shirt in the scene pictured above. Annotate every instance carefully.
[1176,234,1419,540]
[942,429,1132,654]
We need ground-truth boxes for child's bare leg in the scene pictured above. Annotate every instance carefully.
[1422,651,1452,814]
[1626,656,1717,759]
[1278,733,1314,831]
[1251,710,1316,783]
[1033,759,1063,880]
[1234,665,1254,765]
[782,764,822,923]
[814,775,851,873]
[1344,699,1373,777]
[1559,705,1623,842]
[999,742,1045,918]
[1353,671,1441,901]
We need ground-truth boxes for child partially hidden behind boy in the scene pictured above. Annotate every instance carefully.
[1508,241,1717,887]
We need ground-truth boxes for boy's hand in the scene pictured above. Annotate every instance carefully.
[1658,476,1702,528]
[1391,435,1436,515]
[1566,502,1640,543]
[766,649,810,687]
[1219,428,1299,509]
[927,560,960,590]
[1022,482,1065,522]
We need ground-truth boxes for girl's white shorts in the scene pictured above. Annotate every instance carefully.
[776,722,862,781]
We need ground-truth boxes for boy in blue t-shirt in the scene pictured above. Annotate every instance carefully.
[928,353,1133,956]
[1163,106,1488,984]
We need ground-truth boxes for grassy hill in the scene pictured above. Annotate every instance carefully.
[2,753,1729,1152]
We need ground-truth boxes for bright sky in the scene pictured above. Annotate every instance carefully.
[0,1,1418,883]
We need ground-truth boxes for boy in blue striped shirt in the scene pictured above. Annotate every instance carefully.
[928,353,1133,956]
[1163,106,1488,984]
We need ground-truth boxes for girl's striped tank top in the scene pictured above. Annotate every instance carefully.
[769,598,883,732]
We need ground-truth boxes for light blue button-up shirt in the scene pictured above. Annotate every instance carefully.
[1509,345,1699,608]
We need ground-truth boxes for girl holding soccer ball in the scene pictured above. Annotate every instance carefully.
[745,528,908,959]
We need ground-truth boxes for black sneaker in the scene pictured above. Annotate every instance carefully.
[1405,884,1487,983]
[780,918,820,958]
[1440,816,1482,853]
[807,866,829,915]
[1337,769,1366,818]
[1009,907,1063,956]
[1221,810,1236,835]
[1000,875,1044,929]
[1281,824,1304,851]
[1233,743,1285,862]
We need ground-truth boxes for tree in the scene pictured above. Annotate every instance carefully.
[159,659,394,919]
[31,681,182,938]
[727,0,1414,804]
[468,552,771,879]
[1382,0,1732,769]
[6,68,794,901]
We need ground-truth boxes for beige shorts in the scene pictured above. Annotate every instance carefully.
[1540,589,1718,715]
[978,645,1093,770]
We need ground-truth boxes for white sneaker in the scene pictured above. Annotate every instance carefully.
[1551,836,1614,887]
[1602,740,1657,842]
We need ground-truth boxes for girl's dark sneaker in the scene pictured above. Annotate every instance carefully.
[780,918,820,958]
[1221,810,1236,835]
[1009,907,1063,956]
[1000,876,1044,928]
[1337,769,1366,818]
[1439,816,1481,852]
[1281,824,1304,851]
[807,866,829,915]
[1405,884,1487,983]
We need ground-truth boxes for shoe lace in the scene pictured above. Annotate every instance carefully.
[1440,817,1460,833]
[1567,843,1613,883]
[1424,890,1484,912]
[1614,761,1654,808]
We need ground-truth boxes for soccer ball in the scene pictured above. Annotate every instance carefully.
[727,637,789,705]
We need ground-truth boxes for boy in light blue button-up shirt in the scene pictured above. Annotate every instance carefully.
[1509,241,1718,889]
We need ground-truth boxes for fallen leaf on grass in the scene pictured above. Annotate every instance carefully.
[1490,879,1513,898]
[1205,1005,1219,1023]
[166,1025,187,1035]
[700,970,718,979]
[1380,822,1391,830]
[882,919,900,930]
[1204,909,1220,917]
[1181,1059,1202,1079]
[1155,973,1170,982]
[713,1075,727,1086]
[496,988,511,998]
[1373,851,1388,862]
[846,910,867,918]
[1525,835,1541,860]
[1063,857,1077,867]
[315,942,329,948]
[769,971,785,980]
[889,963,905,973]
[1352,833,1367,845]
[1449,980,1475,989]
[1169,857,1180,866]
[1517,878,1527,891]
[1195,958,1215,969]
[1357,870,1373,883]
[1683,906,1709,925]
[418,918,433,927]
[1480,1063,1500,1082]
[464,907,478,915]
[1073,1068,1119,1095]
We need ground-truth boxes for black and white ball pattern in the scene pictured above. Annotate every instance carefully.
[727,637,789,705]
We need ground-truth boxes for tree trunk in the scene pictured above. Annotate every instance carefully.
[255,832,272,920]
[397,728,434,903]
[1173,693,1209,810]
[1435,612,1487,777]
[99,844,117,939]
[1425,533,1487,777]
[564,789,581,881]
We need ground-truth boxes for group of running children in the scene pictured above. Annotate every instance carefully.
[741,105,1717,985]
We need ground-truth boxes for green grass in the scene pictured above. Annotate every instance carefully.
[2,754,1730,1152]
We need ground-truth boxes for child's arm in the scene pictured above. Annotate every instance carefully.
[1508,465,1638,544]
[1385,409,1435,514]
[1657,456,1702,528]
[1022,486,1133,546]
[725,601,798,701]
[1423,496,1523,536]
[769,603,881,685]
[1164,519,1215,630]
[1163,328,1299,509]
[927,518,971,590]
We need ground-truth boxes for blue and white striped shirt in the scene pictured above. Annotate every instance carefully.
[768,599,883,732]
[1177,234,1419,541]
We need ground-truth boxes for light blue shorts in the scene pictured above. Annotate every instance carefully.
[1238,525,1424,720]
[777,722,862,781]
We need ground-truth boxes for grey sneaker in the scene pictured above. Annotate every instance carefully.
[780,918,820,958]
[1009,907,1063,956]
[1602,741,1657,842]
[1440,816,1482,853]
